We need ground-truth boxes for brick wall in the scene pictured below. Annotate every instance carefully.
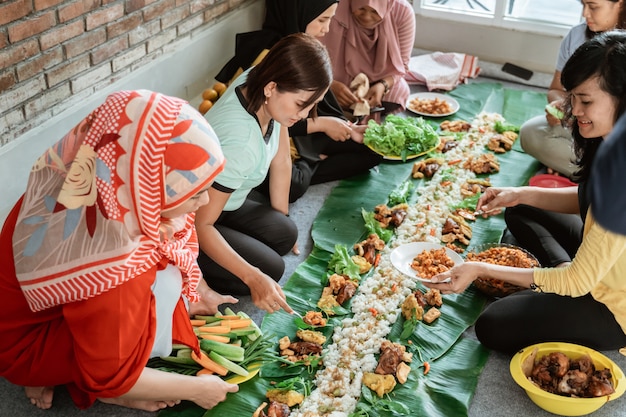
[0,0,252,147]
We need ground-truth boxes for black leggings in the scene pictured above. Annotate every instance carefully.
[256,134,382,203]
[197,199,298,295]
[475,290,626,354]
[505,204,583,267]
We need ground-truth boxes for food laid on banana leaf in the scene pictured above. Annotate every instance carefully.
[280,112,525,416]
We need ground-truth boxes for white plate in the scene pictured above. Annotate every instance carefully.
[390,242,463,282]
[406,92,460,117]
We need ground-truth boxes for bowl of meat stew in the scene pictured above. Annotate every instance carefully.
[510,342,625,416]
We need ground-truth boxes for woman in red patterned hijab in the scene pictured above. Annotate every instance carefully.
[0,90,239,412]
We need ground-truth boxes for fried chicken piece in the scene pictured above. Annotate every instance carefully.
[375,342,405,375]
[303,311,327,327]
[487,132,518,153]
[557,370,589,396]
[440,120,471,132]
[424,288,443,307]
[437,136,459,153]
[354,234,386,264]
[460,178,491,198]
[532,352,570,392]
[463,153,500,174]
[412,158,444,179]
[586,369,615,397]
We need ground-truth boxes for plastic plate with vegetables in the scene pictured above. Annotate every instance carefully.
[148,308,278,383]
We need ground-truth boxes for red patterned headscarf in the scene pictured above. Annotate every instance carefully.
[12,90,225,312]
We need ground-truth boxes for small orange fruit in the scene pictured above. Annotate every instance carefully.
[202,88,218,102]
[198,99,213,115]
[213,82,227,96]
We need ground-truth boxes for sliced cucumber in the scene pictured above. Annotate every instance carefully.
[200,338,245,362]
[209,351,249,377]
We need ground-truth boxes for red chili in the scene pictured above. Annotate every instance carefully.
[423,361,431,375]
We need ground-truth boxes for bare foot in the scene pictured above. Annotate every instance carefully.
[350,124,367,144]
[189,287,238,316]
[99,397,180,412]
[25,386,54,410]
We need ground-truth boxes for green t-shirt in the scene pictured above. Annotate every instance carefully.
[205,69,281,211]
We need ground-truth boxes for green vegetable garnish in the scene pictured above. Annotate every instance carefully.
[364,115,439,161]
[494,120,520,133]
[545,104,565,120]
[387,179,414,206]
[328,244,361,279]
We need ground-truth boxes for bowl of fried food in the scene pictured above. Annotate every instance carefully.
[510,342,626,416]
[465,243,539,298]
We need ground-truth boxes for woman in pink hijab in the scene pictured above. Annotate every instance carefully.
[321,0,415,114]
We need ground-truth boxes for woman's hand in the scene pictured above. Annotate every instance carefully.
[545,98,565,126]
[316,116,353,142]
[246,269,295,315]
[331,80,359,109]
[423,262,483,295]
[365,82,385,108]
[189,375,239,409]
[475,187,523,217]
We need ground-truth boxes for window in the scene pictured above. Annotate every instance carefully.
[415,0,583,35]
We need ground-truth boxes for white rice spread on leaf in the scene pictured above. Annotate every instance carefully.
[291,112,506,416]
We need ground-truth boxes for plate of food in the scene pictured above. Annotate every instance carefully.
[363,114,440,161]
[466,243,540,297]
[390,242,463,282]
[407,92,460,117]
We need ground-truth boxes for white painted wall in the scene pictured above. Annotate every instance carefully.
[413,14,562,74]
[0,0,264,224]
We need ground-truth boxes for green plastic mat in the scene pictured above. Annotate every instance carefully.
[161,82,547,417]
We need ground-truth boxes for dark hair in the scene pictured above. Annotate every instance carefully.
[243,33,332,114]
[584,0,625,38]
[561,30,626,182]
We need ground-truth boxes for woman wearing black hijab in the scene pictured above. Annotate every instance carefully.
[216,0,382,202]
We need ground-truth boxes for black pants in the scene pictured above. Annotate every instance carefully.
[197,199,298,295]
[258,135,382,203]
[505,204,583,267]
[475,290,626,354]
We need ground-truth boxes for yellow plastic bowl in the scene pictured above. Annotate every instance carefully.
[510,342,626,416]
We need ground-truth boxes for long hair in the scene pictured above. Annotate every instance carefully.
[243,33,332,114]
[561,30,626,182]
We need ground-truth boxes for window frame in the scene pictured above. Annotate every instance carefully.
[413,0,581,37]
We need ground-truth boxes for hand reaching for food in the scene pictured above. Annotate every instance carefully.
[475,187,522,217]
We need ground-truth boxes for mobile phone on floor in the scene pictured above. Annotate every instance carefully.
[501,63,533,81]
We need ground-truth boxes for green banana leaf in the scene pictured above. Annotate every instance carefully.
[352,337,489,417]
[160,82,546,417]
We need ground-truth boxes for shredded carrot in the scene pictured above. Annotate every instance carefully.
[430,228,436,236]
[391,283,398,292]
[369,307,378,317]
[447,159,462,165]
[423,361,430,375]
[374,253,381,267]
[415,221,426,227]
[426,205,431,210]
[440,181,452,187]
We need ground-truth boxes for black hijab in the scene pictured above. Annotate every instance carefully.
[215,0,339,83]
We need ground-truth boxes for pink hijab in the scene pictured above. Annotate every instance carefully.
[322,0,405,84]
[13,90,225,312]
